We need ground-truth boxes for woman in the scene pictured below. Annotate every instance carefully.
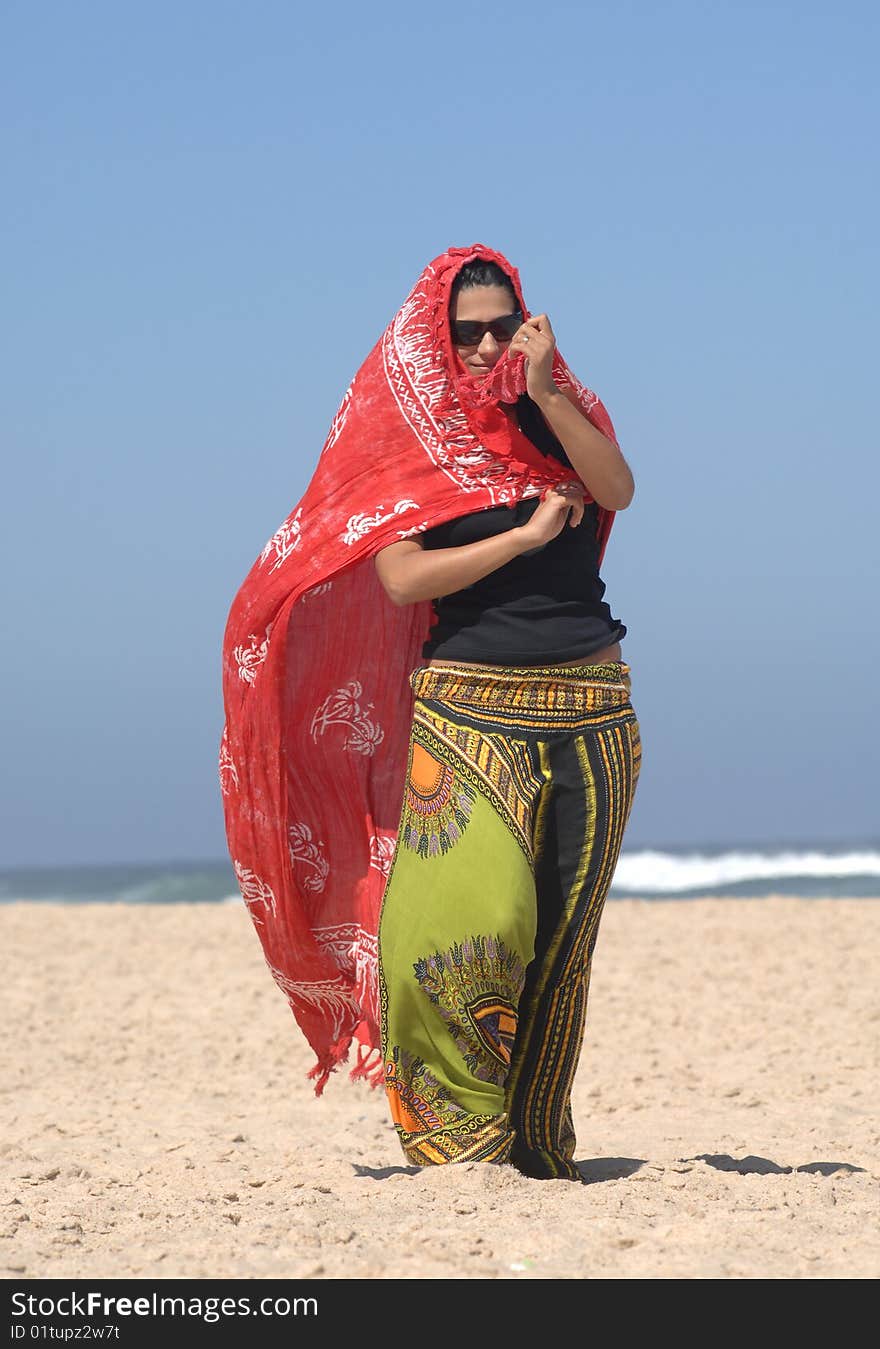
[220,244,640,1183]
[372,260,640,1181]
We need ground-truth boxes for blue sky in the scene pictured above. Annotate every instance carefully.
[2,0,877,866]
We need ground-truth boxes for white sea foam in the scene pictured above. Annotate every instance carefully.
[612,848,880,894]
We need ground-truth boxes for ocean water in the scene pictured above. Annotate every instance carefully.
[1,845,879,904]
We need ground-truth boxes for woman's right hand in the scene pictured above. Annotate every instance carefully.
[516,485,585,552]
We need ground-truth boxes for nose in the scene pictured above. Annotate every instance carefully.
[477,331,500,359]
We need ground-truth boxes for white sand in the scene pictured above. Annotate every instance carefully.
[2,897,878,1279]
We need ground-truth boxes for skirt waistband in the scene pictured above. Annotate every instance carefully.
[409,659,633,723]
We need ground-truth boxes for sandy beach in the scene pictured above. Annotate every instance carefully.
[2,897,878,1280]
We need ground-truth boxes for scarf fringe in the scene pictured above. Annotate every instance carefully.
[306,1039,385,1096]
[306,1037,353,1098]
[348,1043,385,1090]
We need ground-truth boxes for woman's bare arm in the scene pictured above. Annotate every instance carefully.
[374,488,584,606]
[375,532,529,606]
[533,384,634,510]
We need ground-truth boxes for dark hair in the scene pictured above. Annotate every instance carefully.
[449,259,518,309]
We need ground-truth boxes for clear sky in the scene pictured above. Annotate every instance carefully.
[2,0,877,867]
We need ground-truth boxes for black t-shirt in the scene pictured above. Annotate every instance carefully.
[419,393,626,666]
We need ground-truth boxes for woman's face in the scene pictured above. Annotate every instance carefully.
[449,284,520,379]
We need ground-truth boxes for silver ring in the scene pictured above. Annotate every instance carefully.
[521,334,530,342]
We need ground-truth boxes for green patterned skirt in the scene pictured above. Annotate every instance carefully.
[378,658,642,1181]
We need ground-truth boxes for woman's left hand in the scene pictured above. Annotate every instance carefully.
[509,313,557,402]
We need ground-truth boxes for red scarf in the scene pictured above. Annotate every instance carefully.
[220,243,620,1094]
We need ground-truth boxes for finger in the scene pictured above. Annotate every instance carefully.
[545,493,571,517]
[510,326,554,365]
[560,488,584,526]
[511,322,549,342]
[526,313,554,337]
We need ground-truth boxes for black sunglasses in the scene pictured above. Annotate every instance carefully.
[449,310,523,347]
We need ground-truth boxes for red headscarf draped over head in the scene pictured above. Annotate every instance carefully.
[220,243,620,1095]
